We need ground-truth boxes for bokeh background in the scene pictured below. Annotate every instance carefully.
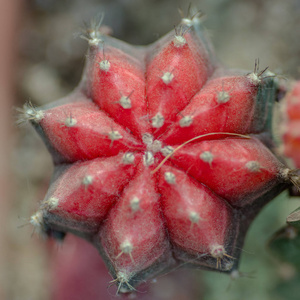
[1,0,300,299]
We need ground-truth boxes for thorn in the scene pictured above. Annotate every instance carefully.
[173,24,191,47]
[223,260,235,271]
[122,152,135,165]
[99,59,111,72]
[189,211,206,229]
[178,7,185,19]
[82,175,93,186]
[189,211,201,230]
[110,271,136,294]
[217,80,232,105]
[116,240,134,263]
[79,13,105,46]
[146,141,162,154]
[247,58,270,85]
[210,244,236,270]
[217,91,230,104]
[130,196,141,212]
[200,151,214,166]
[64,116,77,127]
[142,133,154,146]
[180,5,205,26]
[179,115,193,128]
[16,102,45,126]
[161,146,174,157]
[230,270,240,279]
[143,134,162,153]
[173,35,187,47]
[143,151,154,166]
[151,140,162,153]
[164,172,176,184]
[189,211,200,223]
[43,197,59,210]
[30,211,47,237]
[161,71,174,84]
[118,90,134,109]
[108,130,122,142]
[119,96,132,109]
[245,161,261,172]
[280,168,300,191]
[151,113,164,128]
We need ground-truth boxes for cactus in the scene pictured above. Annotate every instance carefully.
[20,12,299,294]
[267,81,300,280]
[280,81,300,169]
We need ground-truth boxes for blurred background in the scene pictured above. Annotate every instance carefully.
[1,0,300,299]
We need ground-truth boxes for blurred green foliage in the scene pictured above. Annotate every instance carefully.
[201,192,300,300]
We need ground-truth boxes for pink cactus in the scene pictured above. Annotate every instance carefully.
[281,81,300,169]
[22,13,297,293]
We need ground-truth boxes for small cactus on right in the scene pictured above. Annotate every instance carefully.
[281,80,300,169]
[267,80,300,289]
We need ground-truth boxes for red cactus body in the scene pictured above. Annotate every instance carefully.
[281,81,300,168]
[24,14,293,293]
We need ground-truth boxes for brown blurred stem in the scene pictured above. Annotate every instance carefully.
[0,0,23,298]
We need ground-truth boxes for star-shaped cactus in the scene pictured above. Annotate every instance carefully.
[23,13,294,293]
